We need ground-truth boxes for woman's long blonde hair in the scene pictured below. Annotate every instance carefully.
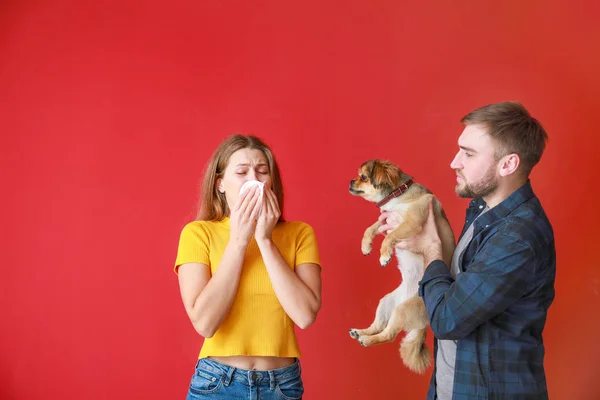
[196,135,284,221]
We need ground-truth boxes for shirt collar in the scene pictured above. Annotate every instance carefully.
[471,180,535,228]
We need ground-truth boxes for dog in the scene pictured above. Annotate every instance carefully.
[348,159,456,374]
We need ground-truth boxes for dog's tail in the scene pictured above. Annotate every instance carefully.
[400,328,431,374]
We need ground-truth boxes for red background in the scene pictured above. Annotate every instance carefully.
[2,1,599,399]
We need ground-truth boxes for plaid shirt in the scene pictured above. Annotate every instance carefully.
[419,181,556,400]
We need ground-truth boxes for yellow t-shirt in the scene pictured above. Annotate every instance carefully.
[174,217,320,359]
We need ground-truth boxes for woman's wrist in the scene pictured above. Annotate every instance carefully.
[255,236,273,248]
[228,236,250,251]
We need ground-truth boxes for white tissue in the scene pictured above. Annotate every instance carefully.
[239,180,264,218]
[239,180,264,197]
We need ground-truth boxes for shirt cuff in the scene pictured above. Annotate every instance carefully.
[418,260,451,297]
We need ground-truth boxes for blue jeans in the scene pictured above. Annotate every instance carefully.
[186,358,304,400]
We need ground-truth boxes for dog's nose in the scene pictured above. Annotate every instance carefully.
[349,180,354,190]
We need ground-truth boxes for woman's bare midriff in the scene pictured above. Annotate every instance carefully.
[208,355,296,370]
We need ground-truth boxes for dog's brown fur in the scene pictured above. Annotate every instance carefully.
[348,159,456,374]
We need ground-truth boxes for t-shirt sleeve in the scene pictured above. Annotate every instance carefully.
[295,223,321,267]
[174,222,210,274]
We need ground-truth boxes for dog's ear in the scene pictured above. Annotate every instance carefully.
[370,160,401,190]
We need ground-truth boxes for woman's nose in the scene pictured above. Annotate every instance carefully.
[247,169,258,180]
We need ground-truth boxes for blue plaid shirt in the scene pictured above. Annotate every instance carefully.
[419,181,556,400]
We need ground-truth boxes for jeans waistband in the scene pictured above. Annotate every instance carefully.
[196,358,301,389]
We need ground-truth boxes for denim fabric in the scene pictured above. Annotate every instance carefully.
[186,358,303,400]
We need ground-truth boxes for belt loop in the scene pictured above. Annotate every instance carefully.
[268,370,275,391]
[224,366,236,386]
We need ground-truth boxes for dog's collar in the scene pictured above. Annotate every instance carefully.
[376,179,414,208]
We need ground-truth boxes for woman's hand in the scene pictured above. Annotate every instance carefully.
[255,188,280,243]
[229,185,262,247]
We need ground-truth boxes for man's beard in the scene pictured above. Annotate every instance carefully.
[455,165,498,199]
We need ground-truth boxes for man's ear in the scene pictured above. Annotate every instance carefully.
[498,153,520,177]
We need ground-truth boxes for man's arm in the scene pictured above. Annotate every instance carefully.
[386,200,535,340]
[419,230,534,340]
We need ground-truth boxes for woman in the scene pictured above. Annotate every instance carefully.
[174,135,322,399]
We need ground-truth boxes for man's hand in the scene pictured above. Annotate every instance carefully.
[378,200,444,266]
[377,210,401,236]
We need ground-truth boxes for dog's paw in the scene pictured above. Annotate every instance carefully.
[349,329,360,339]
[361,242,372,256]
[358,337,371,347]
[379,254,392,267]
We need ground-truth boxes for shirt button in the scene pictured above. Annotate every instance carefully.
[479,205,484,209]
[485,225,489,228]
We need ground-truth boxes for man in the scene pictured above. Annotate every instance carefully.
[379,102,556,399]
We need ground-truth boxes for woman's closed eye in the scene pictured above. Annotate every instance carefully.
[235,169,269,176]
